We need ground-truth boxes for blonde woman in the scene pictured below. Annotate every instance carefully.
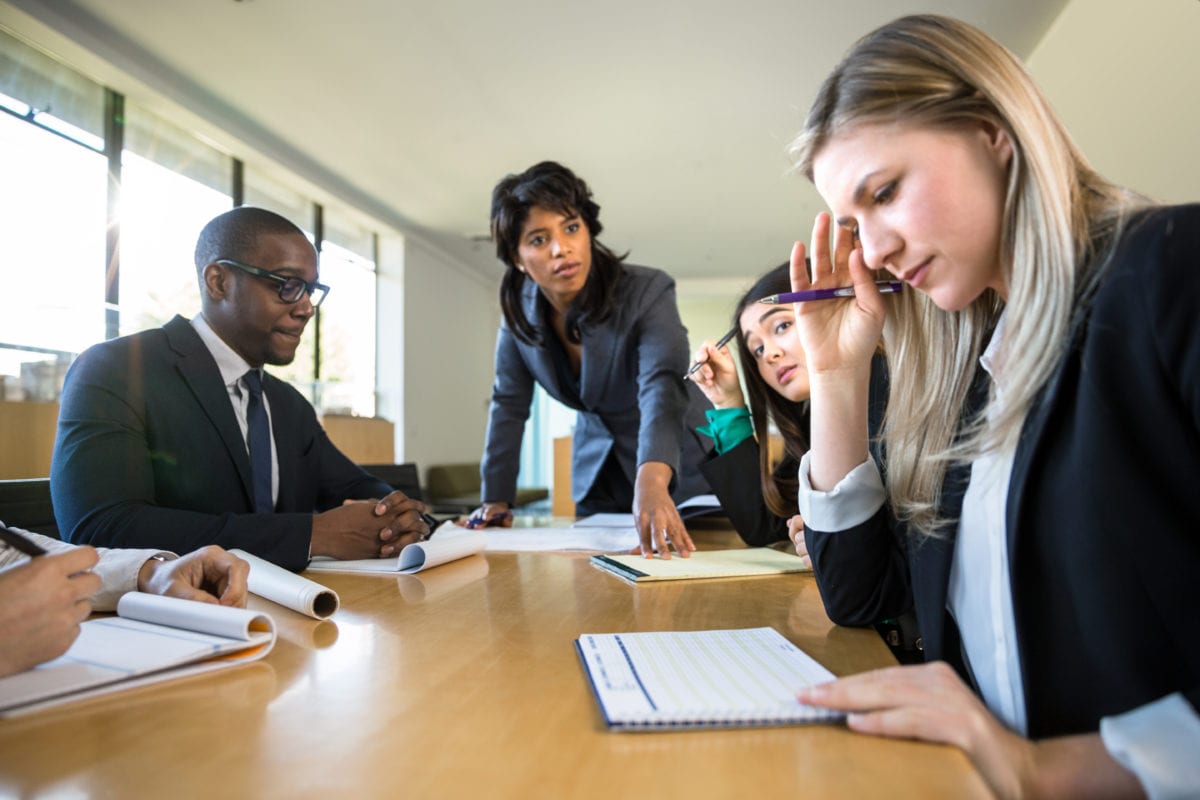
[787,14,1199,798]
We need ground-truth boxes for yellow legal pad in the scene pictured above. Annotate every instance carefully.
[590,547,809,583]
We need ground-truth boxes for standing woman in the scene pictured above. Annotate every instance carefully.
[787,14,1198,797]
[473,161,710,557]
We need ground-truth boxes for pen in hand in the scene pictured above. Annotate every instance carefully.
[464,511,512,529]
[0,524,48,556]
[757,280,904,304]
[684,327,738,378]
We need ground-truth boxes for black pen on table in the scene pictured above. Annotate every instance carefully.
[684,327,738,378]
[0,524,48,556]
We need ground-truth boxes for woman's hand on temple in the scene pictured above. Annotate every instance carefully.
[791,213,888,377]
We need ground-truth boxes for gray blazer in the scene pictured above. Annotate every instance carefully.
[481,264,710,505]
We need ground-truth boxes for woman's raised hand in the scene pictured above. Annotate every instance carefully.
[790,212,888,376]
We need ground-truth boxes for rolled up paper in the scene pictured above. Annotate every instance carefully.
[397,529,487,573]
[305,527,487,575]
[230,548,340,619]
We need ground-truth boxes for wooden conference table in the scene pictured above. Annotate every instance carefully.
[0,522,988,798]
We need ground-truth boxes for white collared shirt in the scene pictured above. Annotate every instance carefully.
[191,314,279,506]
[796,311,1198,797]
[946,314,1026,734]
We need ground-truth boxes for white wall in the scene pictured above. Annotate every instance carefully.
[399,236,500,474]
[1028,0,1200,203]
[676,277,758,358]
[374,231,406,457]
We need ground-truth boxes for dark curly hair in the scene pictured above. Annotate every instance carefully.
[489,161,626,345]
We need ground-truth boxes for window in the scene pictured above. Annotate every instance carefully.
[0,30,107,401]
[243,168,317,394]
[319,214,377,417]
[118,104,233,334]
[0,29,388,424]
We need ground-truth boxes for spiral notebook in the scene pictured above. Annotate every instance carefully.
[590,547,808,583]
[575,627,844,731]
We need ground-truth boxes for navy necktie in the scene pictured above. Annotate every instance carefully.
[243,369,273,513]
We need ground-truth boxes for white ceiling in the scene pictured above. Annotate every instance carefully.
[6,0,1068,281]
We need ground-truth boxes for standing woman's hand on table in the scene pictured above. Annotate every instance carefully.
[463,501,513,529]
[632,461,694,559]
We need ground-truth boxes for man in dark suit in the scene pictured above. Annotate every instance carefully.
[51,207,428,571]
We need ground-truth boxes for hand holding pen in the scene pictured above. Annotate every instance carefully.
[757,280,902,304]
[685,331,745,410]
[684,328,737,379]
[789,213,893,376]
[0,528,101,677]
[461,502,513,529]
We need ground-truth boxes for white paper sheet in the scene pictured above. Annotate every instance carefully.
[305,527,487,574]
[476,525,640,553]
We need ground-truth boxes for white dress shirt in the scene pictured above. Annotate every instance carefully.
[796,311,1198,797]
[191,314,279,506]
[0,523,170,612]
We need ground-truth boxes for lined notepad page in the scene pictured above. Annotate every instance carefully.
[576,627,842,729]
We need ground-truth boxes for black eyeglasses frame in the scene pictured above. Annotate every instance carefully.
[216,258,330,307]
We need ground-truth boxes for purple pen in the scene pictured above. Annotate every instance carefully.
[758,280,904,304]
[466,511,512,529]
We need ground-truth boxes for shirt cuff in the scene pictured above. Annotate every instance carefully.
[696,407,753,455]
[90,548,172,612]
[796,451,886,530]
[1100,693,1200,799]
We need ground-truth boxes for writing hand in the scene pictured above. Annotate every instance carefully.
[632,462,694,559]
[463,501,513,529]
[0,546,101,677]
[138,545,250,607]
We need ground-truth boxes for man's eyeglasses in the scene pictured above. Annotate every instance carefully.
[216,258,330,308]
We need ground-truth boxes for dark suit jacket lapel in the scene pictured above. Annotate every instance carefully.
[163,315,256,503]
[1005,311,1090,567]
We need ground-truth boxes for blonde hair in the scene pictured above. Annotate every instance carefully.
[789,15,1142,535]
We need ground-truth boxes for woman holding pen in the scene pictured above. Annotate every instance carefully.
[786,14,1199,797]
[471,161,711,557]
[687,263,889,558]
